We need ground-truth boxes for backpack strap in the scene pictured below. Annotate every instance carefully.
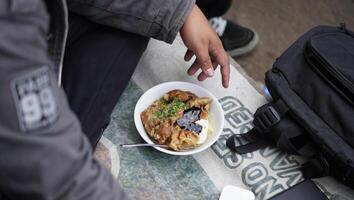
[226,128,269,154]
[226,98,289,154]
[253,98,289,132]
[226,98,316,156]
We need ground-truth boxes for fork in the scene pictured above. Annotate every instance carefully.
[119,143,168,148]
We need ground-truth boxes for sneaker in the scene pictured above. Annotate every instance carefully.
[209,17,259,57]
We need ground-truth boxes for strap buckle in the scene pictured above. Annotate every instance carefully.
[254,105,280,132]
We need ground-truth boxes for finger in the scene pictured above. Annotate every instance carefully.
[220,53,230,88]
[197,62,218,81]
[197,71,208,81]
[195,47,214,77]
[220,63,230,88]
[187,60,200,75]
[219,55,230,88]
[184,49,194,61]
[211,45,230,88]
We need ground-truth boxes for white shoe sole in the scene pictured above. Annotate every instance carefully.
[227,31,259,57]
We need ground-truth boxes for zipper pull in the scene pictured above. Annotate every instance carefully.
[340,23,346,31]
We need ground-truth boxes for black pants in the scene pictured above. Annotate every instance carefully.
[197,0,232,19]
[62,14,149,147]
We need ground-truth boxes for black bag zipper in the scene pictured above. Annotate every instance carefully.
[305,40,354,105]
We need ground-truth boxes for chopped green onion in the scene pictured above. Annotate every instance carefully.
[153,97,189,118]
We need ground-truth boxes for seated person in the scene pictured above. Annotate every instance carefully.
[0,0,229,199]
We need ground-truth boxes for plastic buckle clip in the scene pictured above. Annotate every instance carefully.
[254,106,280,132]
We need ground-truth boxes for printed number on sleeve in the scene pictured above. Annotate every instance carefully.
[12,67,58,132]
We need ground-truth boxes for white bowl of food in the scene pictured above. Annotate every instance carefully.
[134,81,224,155]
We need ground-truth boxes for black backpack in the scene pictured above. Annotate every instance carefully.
[226,24,354,189]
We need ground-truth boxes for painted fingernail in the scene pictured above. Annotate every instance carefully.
[206,68,214,77]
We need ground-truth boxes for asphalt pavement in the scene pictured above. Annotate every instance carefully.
[226,0,354,83]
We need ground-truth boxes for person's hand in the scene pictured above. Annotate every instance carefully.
[180,5,230,88]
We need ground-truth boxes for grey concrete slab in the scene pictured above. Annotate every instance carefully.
[225,0,354,83]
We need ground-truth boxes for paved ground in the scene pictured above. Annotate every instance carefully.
[225,0,354,83]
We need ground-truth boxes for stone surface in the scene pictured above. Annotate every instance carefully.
[225,0,354,83]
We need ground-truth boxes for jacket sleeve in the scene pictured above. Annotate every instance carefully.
[67,0,195,43]
[0,1,127,199]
